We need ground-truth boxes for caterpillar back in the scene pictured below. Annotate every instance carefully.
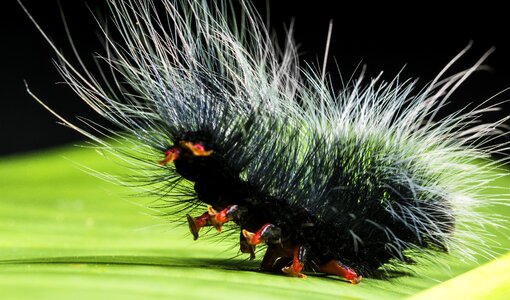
[20,0,509,283]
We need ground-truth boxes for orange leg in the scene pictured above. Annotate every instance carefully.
[239,232,256,260]
[281,245,307,278]
[242,223,281,246]
[186,212,211,240]
[187,205,242,240]
[242,225,307,278]
[318,260,362,284]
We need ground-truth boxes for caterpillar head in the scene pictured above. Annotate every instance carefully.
[158,141,213,166]
[158,140,216,181]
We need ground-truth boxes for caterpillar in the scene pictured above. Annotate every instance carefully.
[20,0,509,284]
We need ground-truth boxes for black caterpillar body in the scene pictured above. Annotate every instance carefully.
[170,125,455,278]
[21,0,508,284]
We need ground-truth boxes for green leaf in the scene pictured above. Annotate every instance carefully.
[1,145,509,299]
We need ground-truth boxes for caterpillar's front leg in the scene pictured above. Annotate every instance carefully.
[241,223,282,261]
[186,204,245,240]
[242,223,281,246]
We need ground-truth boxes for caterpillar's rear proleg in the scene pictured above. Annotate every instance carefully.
[318,260,362,284]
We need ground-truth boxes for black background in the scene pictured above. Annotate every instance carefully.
[2,0,509,156]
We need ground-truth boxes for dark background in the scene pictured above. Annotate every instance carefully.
[2,0,509,157]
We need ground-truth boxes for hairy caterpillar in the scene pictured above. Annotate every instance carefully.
[19,0,509,284]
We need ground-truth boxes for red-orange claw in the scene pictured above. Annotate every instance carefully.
[186,214,200,240]
[281,265,307,278]
[242,229,257,245]
[242,223,279,246]
[207,206,229,232]
[208,205,243,232]
[158,148,180,165]
[349,275,362,285]
[207,207,222,232]
[281,245,307,278]
[186,212,211,240]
